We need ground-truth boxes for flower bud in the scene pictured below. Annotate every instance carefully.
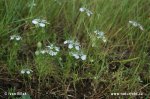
[37,42,42,48]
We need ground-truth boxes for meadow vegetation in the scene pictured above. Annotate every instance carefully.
[0,0,150,98]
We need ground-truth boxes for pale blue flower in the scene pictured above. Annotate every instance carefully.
[64,40,80,50]
[79,7,86,12]
[70,51,87,61]
[10,35,22,41]
[35,44,59,56]
[32,19,49,27]
[129,20,144,31]
[94,30,107,42]
[21,69,33,74]
[79,7,93,16]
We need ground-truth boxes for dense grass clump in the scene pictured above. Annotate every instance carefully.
[0,0,150,98]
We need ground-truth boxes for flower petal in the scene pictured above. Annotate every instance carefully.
[74,54,79,59]
[26,70,31,74]
[21,70,25,74]
[39,23,46,27]
[79,8,85,12]
[75,46,80,50]
[64,40,68,44]
[68,44,73,49]
[32,19,39,24]
[81,55,86,60]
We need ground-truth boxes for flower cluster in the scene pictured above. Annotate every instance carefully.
[10,35,22,41]
[79,7,93,16]
[70,51,87,60]
[32,19,49,27]
[36,44,60,56]
[94,30,107,42]
[64,39,87,60]
[21,69,33,74]
[64,40,80,50]
[46,44,60,56]
[129,20,144,31]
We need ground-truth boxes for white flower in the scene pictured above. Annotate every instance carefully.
[16,37,21,40]
[139,25,144,31]
[55,47,60,51]
[46,45,54,49]
[81,55,87,60]
[64,40,80,50]
[46,45,59,56]
[32,19,49,27]
[68,44,73,49]
[36,44,60,56]
[75,45,80,50]
[36,50,47,55]
[98,32,104,37]
[10,35,22,41]
[48,50,57,56]
[21,69,33,74]
[79,7,86,12]
[40,50,47,54]
[39,23,46,27]
[94,30,104,37]
[47,44,59,51]
[35,51,40,55]
[64,41,68,44]
[86,10,93,16]
[102,37,107,43]
[129,21,138,27]
[26,70,31,74]
[129,20,144,31]
[21,70,25,74]
[94,30,107,42]
[79,7,93,16]
[70,51,87,61]
[73,54,80,59]
[32,19,39,24]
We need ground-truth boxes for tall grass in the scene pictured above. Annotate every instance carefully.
[0,0,150,98]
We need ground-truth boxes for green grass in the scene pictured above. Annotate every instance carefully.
[0,0,150,98]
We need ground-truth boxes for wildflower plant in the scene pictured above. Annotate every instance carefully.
[35,43,59,77]
[79,7,93,16]
[128,20,144,31]
[35,44,60,56]
[10,35,22,41]
[64,40,80,50]
[69,51,87,61]
[46,44,60,56]
[32,19,49,27]
[1,0,149,98]
[21,69,33,74]
[94,30,107,43]
[8,34,22,71]
[64,39,87,61]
